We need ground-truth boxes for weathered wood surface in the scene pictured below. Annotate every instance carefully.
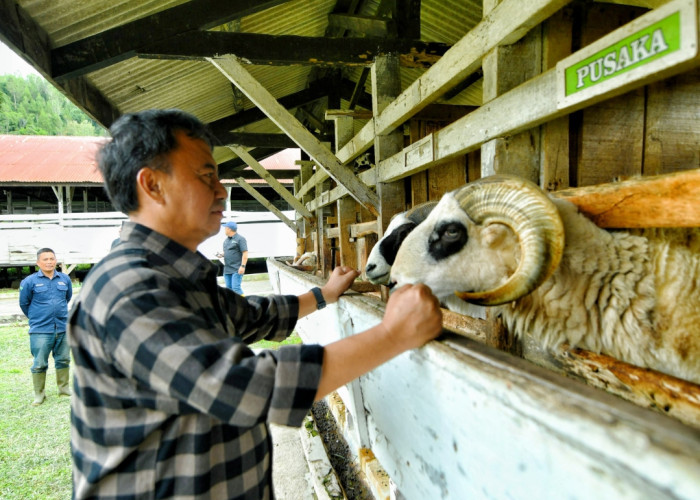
[377,3,700,184]
[0,212,295,266]
[553,168,700,228]
[267,258,700,500]
[209,56,379,215]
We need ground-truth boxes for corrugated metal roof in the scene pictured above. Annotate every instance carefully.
[0,134,299,185]
[0,134,106,183]
[13,0,484,132]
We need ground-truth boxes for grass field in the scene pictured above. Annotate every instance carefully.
[0,316,301,499]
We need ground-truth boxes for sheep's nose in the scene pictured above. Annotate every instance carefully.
[366,264,376,273]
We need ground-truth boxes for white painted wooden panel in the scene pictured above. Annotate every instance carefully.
[267,258,700,500]
[0,211,297,266]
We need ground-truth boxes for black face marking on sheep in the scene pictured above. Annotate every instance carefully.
[428,221,468,260]
[378,222,417,266]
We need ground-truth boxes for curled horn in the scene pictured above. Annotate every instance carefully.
[453,175,565,306]
[404,201,438,224]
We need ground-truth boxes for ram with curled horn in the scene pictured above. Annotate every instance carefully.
[390,175,700,384]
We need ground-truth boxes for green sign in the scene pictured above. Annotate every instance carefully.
[565,12,682,96]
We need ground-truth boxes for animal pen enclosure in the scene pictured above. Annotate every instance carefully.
[2,0,699,498]
[275,2,700,499]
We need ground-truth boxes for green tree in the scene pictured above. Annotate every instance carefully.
[0,74,107,137]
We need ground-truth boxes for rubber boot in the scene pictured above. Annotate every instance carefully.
[31,372,46,406]
[56,367,71,396]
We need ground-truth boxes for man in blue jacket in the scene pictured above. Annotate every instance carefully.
[19,248,73,406]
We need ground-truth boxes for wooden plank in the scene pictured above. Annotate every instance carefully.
[481,18,542,183]
[210,56,380,216]
[334,0,570,167]
[325,109,374,120]
[556,345,700,428]
[217,132,297,148]
[540,7,573,191]
[298,161,314,253]
[378,50,700,183]
[644,67,700,175]
[379,1,700,183]
[234,177,296,232]
[575,4,647,186]
[327,13,391,37]
[372,55,407,239]
[349,220,378,238]
[337,197,357,269]
[229,146,313,218]
[208,80,331,135]
[141,32,449,68]
[553,168,700,227]
[305,169,375,211]
[295,165,324,199]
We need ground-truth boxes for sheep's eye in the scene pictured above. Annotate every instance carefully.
[428,221,467,260]
[442,225,462,242]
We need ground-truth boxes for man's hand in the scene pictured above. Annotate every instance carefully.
[380,284,443,350]
[321,266,360,304]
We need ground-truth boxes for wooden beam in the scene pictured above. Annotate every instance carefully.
[234,177,297,232]
[226,169,298,181]
[327,13,393,37]
[378,37,700,182]
[337,196,358,268]
[210,56,379,215]
[208,80,331,134]
[218,147,283,176]
[51,0,293,80]
[140,32,449,68]
[217,132,298,148]
[335,0,570,166]
[229,146,313,218]
[553,169,700,228]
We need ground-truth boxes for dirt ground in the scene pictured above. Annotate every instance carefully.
[311,401,374,500]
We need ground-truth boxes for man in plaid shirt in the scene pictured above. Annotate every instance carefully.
[69,109,443,500]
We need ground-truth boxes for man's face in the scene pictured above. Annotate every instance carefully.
[156,131,227,250]
[224,227,234,237]
[37,252,56,275]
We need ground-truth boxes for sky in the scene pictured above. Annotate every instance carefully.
[0,41,41,77]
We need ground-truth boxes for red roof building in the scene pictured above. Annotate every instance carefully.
[0,135,300,214]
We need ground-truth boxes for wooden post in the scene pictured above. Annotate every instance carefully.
[372,54,405,300]
[316,177,333,277]
[336,196,357,269]
[540,7,572,191]
[481,0,542,185]
[480,0,545,353]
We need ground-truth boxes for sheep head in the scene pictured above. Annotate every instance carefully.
[365,201,438,284]
[391,175,565,306]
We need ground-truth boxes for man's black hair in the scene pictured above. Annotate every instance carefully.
[97,109,216,214]
[36,248,55,259]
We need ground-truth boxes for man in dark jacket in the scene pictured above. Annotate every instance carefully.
[220,220,248,294]
[19,247,73,406]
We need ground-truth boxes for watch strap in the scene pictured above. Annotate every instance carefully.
[310,287,326,310]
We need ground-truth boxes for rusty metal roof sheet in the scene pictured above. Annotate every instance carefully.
[0,134,299,184]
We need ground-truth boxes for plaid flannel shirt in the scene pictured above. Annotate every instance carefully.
[69,222,323,500]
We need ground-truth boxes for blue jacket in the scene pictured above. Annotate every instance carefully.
[19,270,73,333]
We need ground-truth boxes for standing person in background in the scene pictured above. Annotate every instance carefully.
[19,248,73,406]
[219,220,248,294]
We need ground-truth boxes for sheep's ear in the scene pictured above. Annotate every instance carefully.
[482,222,513,248]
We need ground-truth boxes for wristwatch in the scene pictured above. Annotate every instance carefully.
[310,287,326,310]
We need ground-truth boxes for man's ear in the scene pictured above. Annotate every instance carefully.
[136,167,165,204]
